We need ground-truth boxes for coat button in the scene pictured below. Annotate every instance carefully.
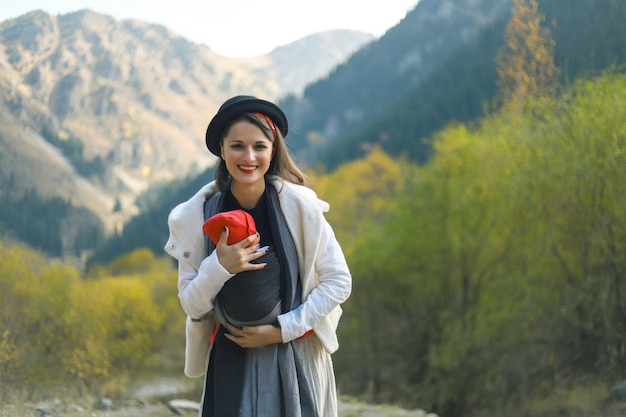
[183,251,190,258]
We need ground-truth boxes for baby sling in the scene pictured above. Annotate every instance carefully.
[200,186,317,417]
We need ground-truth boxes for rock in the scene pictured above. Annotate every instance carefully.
[611,380,626,400]
[93,398,113,410]
[66,404,85,413]
[167,399,201,415]
[36,408,52,417]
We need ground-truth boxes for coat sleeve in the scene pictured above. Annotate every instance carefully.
[177,251,234,320]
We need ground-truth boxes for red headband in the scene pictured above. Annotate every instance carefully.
[254,112,277,140]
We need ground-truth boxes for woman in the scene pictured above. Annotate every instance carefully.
[165,95,352,417]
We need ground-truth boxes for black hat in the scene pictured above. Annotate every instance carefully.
[205,95,288,156]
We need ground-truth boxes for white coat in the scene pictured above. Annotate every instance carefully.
[164,177,352,377]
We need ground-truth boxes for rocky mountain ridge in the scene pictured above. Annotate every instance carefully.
[0,9,372,234]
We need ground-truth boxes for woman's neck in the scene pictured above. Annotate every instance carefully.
[230,181,266,209]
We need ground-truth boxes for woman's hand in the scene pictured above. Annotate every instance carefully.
[224,324,283,348]
[215,227,267,274]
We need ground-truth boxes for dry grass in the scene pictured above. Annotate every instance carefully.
[483,381,626,417]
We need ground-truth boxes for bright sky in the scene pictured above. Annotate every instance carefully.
[0,0,420,57]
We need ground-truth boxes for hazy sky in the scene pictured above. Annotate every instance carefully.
[0,0,420,57]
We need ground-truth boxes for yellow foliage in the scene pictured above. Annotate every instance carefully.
[68,276,164,378]
[495,0,560,109]
[0,241,180,392]
[108,247,157,275]
[0,330,17,381]
[314,147,415,251]
[335,71,626,414]
[65,336,111,381]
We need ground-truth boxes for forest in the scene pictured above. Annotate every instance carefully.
[2,68,624,417]
[2,1,626,416]
[332,70,626,416]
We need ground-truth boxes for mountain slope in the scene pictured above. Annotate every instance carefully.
[264,30,374,96]
[0,9,371,257]
[279,0,513,164]
[86,0,626,267]
[321,0,626,168]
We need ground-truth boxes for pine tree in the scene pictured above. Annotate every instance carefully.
[495,0,560,109]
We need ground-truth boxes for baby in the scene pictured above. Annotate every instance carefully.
[203,210,281,328]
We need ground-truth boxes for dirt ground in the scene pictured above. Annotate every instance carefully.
[0,376,436,417]
[5,397,626,417]
[3,376,626,417]
[1,398,436,417]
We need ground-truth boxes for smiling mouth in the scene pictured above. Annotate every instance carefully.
[238,165,257,172]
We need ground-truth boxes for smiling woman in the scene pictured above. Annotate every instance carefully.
[164,95,352,416]
[0,0,419,56]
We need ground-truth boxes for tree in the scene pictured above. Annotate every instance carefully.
[313,147,415,254]
[333,71,626,416]
[495,0,560,109]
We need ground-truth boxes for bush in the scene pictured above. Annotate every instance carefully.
[0,243,182,396]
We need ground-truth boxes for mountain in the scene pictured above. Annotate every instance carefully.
[86,0,626,267]
[279,0,513,164]
[260,30,375,96]
[88,0,514,265]
[0,8,371,258]
[283,0,626,169]
[3,0,625,264]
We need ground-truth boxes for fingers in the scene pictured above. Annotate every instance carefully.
[224,324,283,348]
[238,238,267,266]
[215,231,267,274]
[217,228,260,249]
[243,232,261,248]
[218,226,230,245]
[225,324,244,337]
[224,324,245,347]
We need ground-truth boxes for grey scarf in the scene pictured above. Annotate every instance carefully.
[202,185,317,417]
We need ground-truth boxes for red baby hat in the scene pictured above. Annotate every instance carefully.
[202,210,257,246]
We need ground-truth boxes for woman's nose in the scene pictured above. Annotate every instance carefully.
[243,146,255,160]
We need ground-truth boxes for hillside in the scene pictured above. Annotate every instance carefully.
[279,0,513,164]
[282,0,626,168]
[3,0,625,263]
[85,0,626,267]
[0,9,371,258]
[343,0,626,166]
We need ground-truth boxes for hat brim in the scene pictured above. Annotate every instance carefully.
[205,97,288,156]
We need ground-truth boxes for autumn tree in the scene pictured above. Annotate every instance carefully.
[0,244,181,396]
[495,0,560,109]
[313,147,415,254]
[333,71,626,415]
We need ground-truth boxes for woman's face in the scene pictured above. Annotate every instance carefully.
[220,120,273,188]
